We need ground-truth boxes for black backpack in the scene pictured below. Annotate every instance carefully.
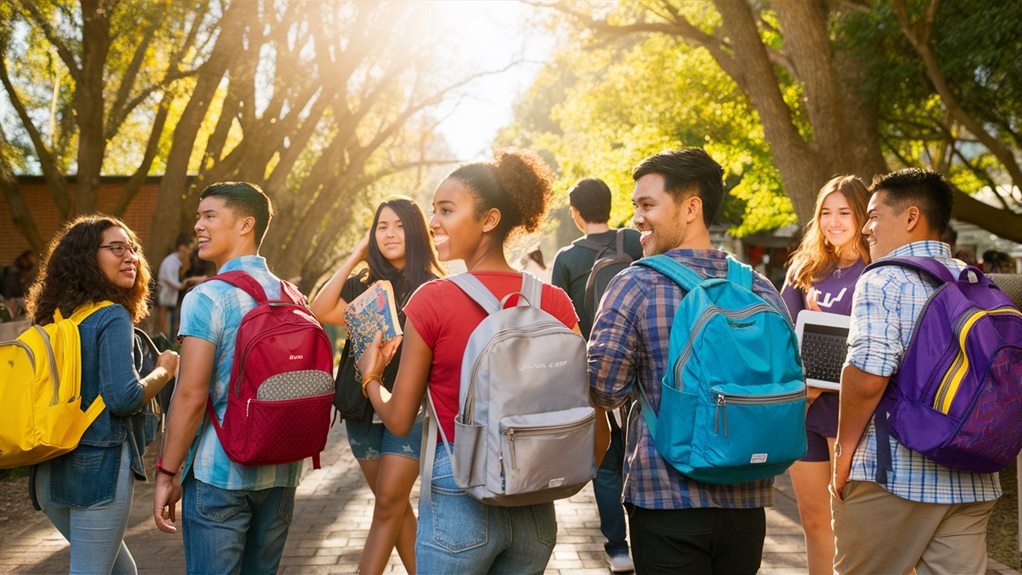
[575,230,635,318]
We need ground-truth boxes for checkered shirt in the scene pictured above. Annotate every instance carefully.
[589,249,785,509]
[845,241,1000,503]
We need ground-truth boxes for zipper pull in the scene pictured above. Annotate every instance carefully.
[715,395,728,437]
[246,398,251,417]
[715,395,722,435]
[507,429,517,470]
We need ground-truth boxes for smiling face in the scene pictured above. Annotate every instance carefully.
[194,196,248,269]
[819,191,860,252]
[429,178,489,262]
[374,206,406,268]
[96,226,139,289]
[632,173,689,257]
[862,189,910,260]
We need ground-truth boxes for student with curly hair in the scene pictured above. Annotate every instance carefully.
[780,176,870,575]
[358,151,609,573]
[311,196,443,575]
[27,216,178,575]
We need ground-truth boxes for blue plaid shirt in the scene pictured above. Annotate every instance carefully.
[178,256,304,491]
[589,249,785,509]
[845,241,1000,503]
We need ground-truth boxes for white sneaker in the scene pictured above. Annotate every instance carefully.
[607,552,635,573]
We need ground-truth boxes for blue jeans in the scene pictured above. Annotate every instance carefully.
[182,476,296,575]
[416,443,557,574]
[36,441,137,575]
[345,417,423,460]
[594,419,629,555]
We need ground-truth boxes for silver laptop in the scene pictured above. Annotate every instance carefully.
[794,310,851,391]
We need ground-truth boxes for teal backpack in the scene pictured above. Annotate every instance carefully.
[635,255,807,484]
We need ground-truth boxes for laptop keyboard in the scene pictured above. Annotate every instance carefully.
[802,332,847,384]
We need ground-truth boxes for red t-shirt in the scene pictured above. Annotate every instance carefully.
[403,271,579,442]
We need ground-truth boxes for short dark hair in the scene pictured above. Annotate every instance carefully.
[632,148,724,227]
[568,178,612,224]
[199,182,274,247]
[869,168,953,235]
[174,233,192,250]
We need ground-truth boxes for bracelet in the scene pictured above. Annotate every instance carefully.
[155,457,178,478]
[361,374,383,398]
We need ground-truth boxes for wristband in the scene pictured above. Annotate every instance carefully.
[155,457,178,478]
[361,374,383,398]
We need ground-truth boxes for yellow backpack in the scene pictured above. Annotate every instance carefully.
[0,301,113,469]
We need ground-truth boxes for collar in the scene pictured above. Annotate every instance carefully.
[217,255,268,274]
[881,241,952,260]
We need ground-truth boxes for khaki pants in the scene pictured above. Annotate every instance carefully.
[832,480,995,575]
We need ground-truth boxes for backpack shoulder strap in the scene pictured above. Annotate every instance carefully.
[865,256,956,284]
[575,237,609,253]
[207,270,269,303]
[66,300,114,324]
[448,273,501,315]
[614,229,626,257]
[517,272,543,309]
[279,280,307,306]
[726,256,754,290]
[634,255,705,292]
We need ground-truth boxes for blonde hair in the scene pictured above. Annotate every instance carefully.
[786,176,871,291]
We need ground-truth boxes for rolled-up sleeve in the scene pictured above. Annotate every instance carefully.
[588,273,645,410]
[846,270,904,377]
[97,307,145,416]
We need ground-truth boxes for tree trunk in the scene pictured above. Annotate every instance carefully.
[72,0,111,216]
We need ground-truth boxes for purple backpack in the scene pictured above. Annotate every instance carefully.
[867,257,1022,478]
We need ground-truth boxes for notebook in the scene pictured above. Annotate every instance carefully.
[794,310,851,391]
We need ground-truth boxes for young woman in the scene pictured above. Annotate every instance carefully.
[781,176,870,575]
[357,151,609,574]
[310,196,442,575]
[27,216,178,574]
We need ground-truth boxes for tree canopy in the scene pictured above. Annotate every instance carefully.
[509,0,1022,241]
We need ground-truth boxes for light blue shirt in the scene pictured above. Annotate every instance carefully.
[845,241,1000,503]
[178,256,303,490]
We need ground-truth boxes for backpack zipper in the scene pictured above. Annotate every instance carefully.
[504,410,597,470]
[461,324,582,421]
[675,304,778,370]
[713,389,806,437]
[932,307,1022,413]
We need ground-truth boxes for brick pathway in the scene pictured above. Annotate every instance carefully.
[1,424,1017,574]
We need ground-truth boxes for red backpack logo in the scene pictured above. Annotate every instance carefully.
[204,271,334,468]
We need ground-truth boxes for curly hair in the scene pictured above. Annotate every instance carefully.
[448,149,555,243]
[27,215,152,325]
[786,176,871,291]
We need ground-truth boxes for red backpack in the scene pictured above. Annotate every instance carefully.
[204,271,335,468]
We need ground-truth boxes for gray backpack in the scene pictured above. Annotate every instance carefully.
[421,272,596,507]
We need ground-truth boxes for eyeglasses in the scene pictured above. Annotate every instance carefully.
[99,243,140,257]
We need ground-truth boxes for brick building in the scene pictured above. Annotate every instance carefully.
[1,176,165,264]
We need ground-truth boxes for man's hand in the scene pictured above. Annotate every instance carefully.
[153,472,183,533]
[831,444,852,501]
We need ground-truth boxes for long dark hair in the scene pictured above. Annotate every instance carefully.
[27,215,152,325]
[364,196,443,296]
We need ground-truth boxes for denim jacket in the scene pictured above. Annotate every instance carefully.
[38,304,150,508]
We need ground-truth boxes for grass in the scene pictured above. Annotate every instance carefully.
[0,467,29,481]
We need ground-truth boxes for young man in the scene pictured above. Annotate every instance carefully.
[156,234,197,337]
[833,169,1000,574]
[588,149,786,574]
[153,182,302,574]
[551,177,641,573]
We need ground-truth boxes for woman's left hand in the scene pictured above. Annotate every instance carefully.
[356,331,403,381]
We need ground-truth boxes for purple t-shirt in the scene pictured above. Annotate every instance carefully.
[781,259,865,322]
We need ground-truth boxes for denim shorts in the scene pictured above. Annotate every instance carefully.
[416,443,556,574]
[345,418,423,461]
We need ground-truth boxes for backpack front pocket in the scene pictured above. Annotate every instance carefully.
[499,407,595,495]
[693,382,806,475]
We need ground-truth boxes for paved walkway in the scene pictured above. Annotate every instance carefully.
[1,424,1018,574]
